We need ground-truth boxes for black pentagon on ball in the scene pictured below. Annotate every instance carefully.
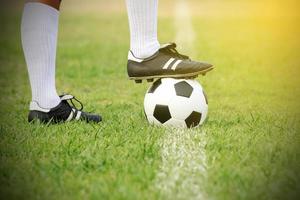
[148,79,162,93]
[185,111,202,128]
[153,104,172,124]
[174,81,193,98]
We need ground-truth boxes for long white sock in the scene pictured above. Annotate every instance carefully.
[126,0,160,59]
[21,2,61,109]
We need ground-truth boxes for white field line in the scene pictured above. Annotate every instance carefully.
[154,1,208,199]
[155,129,208,200]
[174,0,196,56]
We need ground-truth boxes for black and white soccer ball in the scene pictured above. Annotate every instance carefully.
[144,78,208,128]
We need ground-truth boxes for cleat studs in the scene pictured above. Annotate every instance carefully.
[135,80,142,83]
[147,78,154,82]
[188,75,197,79]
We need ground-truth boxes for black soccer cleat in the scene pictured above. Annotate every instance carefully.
[127,43,213,83]
[28,94,102,124]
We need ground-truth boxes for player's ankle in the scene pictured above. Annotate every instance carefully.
[130,41,160,59]
[31,96,61,110]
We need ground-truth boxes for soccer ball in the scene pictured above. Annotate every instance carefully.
[144,78,208,128]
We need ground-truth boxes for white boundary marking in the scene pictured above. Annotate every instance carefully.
[174,0,196,56]
[155,1,208,199]
[155,129,208,199]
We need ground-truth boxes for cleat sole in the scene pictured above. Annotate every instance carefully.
[129,67,214,83]
[147,78,154,82]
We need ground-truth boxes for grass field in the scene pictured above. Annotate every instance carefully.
[0,0,299,199]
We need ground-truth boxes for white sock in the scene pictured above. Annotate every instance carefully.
[126,0,160,59]
[21,2,61,109]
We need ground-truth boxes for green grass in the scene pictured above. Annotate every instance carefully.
[0,0,299,199]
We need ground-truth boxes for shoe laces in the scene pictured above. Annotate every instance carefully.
[160,43,190,60]
[60,94,83,111]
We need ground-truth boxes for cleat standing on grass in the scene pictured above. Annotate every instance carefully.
[127,43,213,83]
[28,94,102,124]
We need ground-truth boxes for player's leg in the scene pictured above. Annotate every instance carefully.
[22,0,61,109]
[21,0,101,123]
[125,0,213,83]
[125,0,160,59]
